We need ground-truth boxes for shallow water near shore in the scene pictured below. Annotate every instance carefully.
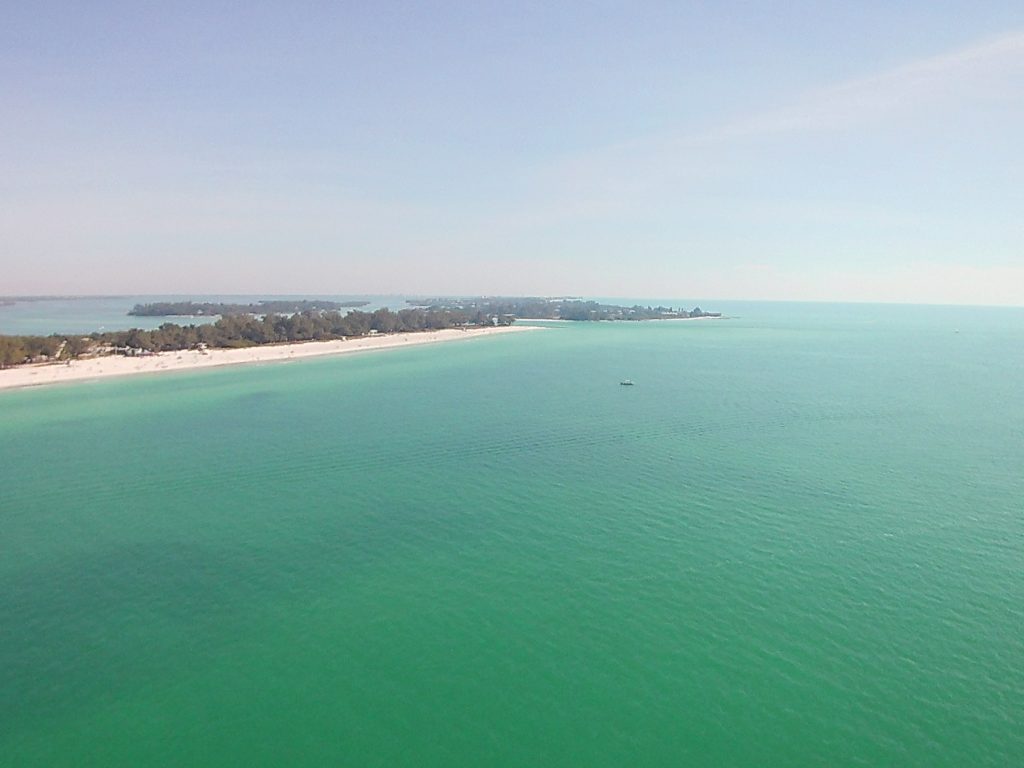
[2,303,1023,766]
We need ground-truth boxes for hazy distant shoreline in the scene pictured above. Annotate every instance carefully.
[0,325,538,392]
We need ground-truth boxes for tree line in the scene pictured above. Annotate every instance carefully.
[128,299,369,316]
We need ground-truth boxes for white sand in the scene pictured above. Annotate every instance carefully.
[0,325,539,391]
[660,315,723,321]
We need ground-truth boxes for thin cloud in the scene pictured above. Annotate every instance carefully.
[545,29,1024,189]
[717,30,1024,139]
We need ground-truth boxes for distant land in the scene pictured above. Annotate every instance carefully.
[128,300,370,316]
[410,297,721,321]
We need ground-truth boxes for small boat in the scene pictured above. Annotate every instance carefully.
[620,379,634,386]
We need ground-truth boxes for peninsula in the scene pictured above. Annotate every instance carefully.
[0,326,532,391]
[0,296,720,389]
[0,304,520,368]
[409,297,721,321]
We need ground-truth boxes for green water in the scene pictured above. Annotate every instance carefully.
[2,304,1023,766]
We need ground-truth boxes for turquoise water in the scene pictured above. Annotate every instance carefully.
[2,304,1023,766]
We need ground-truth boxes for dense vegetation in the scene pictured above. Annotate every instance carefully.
[409,297,720,321]
[129,299,370,316]
[0,308,513,368]
[0,335,90,368]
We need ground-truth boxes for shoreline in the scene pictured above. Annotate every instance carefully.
[0,325,538,392]
[658,314,724,321]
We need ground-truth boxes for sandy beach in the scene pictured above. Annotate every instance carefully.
[0,325,538,391]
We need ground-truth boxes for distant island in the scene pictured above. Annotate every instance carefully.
[409,297,721,321]
[128,299,370,316]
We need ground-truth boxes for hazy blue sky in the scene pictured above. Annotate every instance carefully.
[3,2,1023,303]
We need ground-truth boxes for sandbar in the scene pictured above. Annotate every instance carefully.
[0,325,538,391]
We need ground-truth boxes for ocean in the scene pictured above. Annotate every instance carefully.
[2,301,1022,766]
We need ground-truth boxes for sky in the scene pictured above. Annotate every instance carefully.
[2,1,1023,304]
